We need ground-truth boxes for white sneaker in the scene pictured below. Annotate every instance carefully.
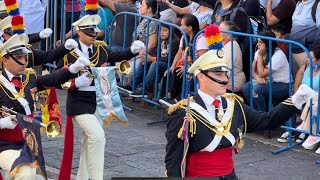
[296,133,306,143]
[315,147,320,155]
[302,135,320,150]
[277,132,297,143]
[277,132,289,143]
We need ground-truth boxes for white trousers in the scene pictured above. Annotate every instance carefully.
[74,114,106,180]
[0,149,36,180]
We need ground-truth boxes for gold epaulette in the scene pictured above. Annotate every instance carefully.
[167,97,194,115]
[63,54,70,66]
[94,40,107,47]
[223,93,244,103]
[25,68,37,75]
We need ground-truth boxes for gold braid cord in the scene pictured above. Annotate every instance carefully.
[223,93,247,136]
[169,93,248,137]
[94,40,107,47]
[0,69,35,100]
[64,43,109,67]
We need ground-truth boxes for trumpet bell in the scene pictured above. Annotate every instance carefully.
[45,121,60,138]
[118,60,131,75]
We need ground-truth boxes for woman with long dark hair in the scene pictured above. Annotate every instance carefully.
[164,14,208,100]
[242,30,290,112]
[122,0,161,91]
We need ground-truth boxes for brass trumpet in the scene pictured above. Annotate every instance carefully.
[62,60,131,89]
[0,106,60,138]
[115,60,131,75]
[80,60,131,77]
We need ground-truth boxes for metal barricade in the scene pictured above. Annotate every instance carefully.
[109,12,190,105]
[204,30,320,158]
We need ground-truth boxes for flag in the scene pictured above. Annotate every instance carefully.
[91,67,128,126]
[33,88,62,132]
[10,113,47,179]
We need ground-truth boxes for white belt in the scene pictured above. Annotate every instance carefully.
[78,86,96,91]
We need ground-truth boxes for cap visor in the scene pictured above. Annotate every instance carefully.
[10,47,32,54]
[206,66,231,72]
[80,27,101,33]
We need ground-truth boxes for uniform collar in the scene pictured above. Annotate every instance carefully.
[79,40,93,54]
[4,68,22,81]
[198,89,222,107]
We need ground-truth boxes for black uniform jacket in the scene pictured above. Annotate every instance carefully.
[28,33,42,44]
[56,40,136,115]
[0,67,74,153]
[165,93,299,177]
[27,45,70,68]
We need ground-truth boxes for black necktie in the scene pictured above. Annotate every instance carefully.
[88,48,93,59]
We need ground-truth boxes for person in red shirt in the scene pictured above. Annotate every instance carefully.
[271,23,289,58]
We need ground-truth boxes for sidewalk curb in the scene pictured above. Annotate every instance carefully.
[245,133,319,156]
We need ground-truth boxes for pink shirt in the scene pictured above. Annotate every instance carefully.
[66,0,82,12]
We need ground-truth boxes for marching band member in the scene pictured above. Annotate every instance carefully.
[0,15,78,68]
[56,1,145,179]
[165,25,315,179]
[0,33,90,179]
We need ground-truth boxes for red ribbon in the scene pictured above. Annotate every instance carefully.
[58,115,74,180]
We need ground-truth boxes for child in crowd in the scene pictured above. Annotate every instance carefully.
[132,21,180,98]
[271,24,289,58]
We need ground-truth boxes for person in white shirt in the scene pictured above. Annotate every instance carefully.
[18,0,47,34]
[242,30,290,112]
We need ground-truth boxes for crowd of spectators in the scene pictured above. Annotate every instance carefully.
[33,0,320,152]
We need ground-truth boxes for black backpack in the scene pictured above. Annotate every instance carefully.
[312,0,320,23]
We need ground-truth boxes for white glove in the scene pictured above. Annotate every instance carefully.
[292,84,316,109]
[0,116,16,129]
[69,57,91,74]
[130,40,145,54]
[75,73,93,88]
[64,39,78,50]
[39,28,53,39]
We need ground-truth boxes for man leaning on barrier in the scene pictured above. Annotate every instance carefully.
[165,25,316,179]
